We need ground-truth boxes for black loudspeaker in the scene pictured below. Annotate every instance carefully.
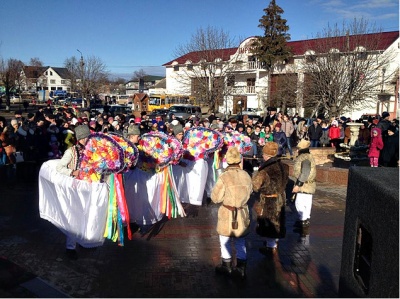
[338,167,399,297]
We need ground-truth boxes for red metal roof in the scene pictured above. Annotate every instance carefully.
[163,31,398,66]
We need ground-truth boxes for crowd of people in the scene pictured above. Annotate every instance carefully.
[1,103,398,276]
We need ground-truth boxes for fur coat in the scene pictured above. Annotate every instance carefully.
[252,157,289,238]
[211,165,253,237]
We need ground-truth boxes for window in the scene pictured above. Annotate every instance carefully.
[50,71,53,76]
[50,80,56,84]
[61,80,66,84]
[227,75,235,87]
[187,64,193,71]
[305,50,316,63]
[173,65,179,71]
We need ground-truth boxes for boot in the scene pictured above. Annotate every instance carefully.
[232,259,247,279]
[215,259,232,276]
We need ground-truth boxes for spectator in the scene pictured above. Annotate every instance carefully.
[380,126,398,167]
[273,123,287,157]
[328,120,341,149]
[357,122,370,146]
[319,121,330,147]
[368,127,383,167]
[281,114,294,158]
[307,119,322,147]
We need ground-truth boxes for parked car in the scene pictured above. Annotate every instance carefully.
[148,108,170,121]
[109,105,131,116]
[167,104,202,120]
[242,108,264,116]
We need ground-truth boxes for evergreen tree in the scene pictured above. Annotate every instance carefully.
[251,0,292,70]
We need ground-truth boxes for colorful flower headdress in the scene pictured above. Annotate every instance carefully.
[221,131,253,156]
[108,132,139,171]
[78,132,125,182]
[182,127,224,160]
[137,131,178,172]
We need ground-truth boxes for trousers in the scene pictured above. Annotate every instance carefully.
[295,193,313,220]
[219,235,247,260]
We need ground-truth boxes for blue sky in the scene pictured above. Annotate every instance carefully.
[1,0,398,79]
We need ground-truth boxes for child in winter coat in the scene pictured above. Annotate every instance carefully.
[319,121,330,147]
[368,127,384,167]
[328,120,341,149]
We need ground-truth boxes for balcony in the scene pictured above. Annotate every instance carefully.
[231,86,256,94]
[232,61,265,72]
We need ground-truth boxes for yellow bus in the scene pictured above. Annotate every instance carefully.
[148,94,196,111]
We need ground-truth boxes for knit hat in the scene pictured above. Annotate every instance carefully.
[297,139,311,150]
[127,124,140,136]
[134,117,141,124]
[11,119,18,126]
[262,142,279,157]
[275,122,282,128]
[331,120,338,126]
[27,113,34,119]
[172,124,184,136]
[226,146,241,164]
[382,111,390,119]
[75,124,90,140]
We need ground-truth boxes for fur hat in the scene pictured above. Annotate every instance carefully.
[172,124,184,136]
[297,139,311,149]
[226,146,241,164]
[75,124,90,140]
[262,142,279,157]
[127,124,140,136]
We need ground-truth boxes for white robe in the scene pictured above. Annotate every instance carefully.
[38,159,109,248]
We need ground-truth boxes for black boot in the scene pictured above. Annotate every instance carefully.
[232,259,247,279]
[215,259,232,276]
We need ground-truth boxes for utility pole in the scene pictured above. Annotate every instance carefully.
[77,49,85,108]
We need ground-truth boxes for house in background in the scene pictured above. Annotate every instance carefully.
[163,31,399,120]
[131,93,149,112]
[21,66,71,93]
[125,75,165,95]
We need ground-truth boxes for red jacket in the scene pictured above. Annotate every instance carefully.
[328,125,341,140]
[368,128,384,158]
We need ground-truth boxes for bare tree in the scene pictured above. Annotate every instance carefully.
[173,25,239,112]
[131,69,147,81]
[64,55,109,106]
[29,57,43,67]
[0,57,24,110]
[300,19,397,118]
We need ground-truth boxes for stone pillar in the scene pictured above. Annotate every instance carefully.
[347,122,363,146]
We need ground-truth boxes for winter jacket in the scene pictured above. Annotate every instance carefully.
[281,120,294,138]
[368,128,384,158]
[380,131,399,166]
[328,125,341,140]
[319,128,330,146]
[252,157,289,238]
[211,165,253,237]
[308,124,322,141]
[273,131,287,156]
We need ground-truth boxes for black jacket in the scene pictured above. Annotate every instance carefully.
[308,124,322,140]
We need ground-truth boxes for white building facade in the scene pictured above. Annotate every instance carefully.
[164,31,399,120]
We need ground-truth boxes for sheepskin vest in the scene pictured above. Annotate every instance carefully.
[293,152,316,194]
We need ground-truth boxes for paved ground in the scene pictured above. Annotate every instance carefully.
[0,161,347,298]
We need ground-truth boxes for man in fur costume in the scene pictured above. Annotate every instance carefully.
[292,139,316,233]
[211,146,253,279]
[252,142,289,255]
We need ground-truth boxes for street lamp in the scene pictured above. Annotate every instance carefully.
[77,49,85,108]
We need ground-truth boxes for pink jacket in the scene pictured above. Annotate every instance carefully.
[368,128,384,158]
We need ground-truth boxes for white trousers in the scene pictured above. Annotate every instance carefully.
[295,193,313,221]
[219,235,247,260]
